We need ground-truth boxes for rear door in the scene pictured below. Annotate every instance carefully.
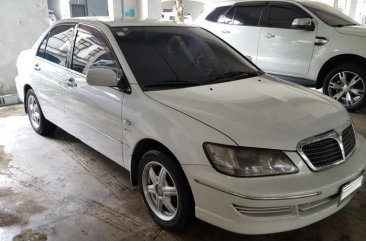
[205,3,265,63]
[34,24,76,126]
[63,24,125,165]
[257,2,316,77]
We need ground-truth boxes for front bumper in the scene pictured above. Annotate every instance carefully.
[183,134,366,234]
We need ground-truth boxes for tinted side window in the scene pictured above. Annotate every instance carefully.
[233,6,263,26]
[205,6,231,22]
[72,25,122,78]
[44,25,75,66]
[218,7,235,24]
[267,4,311,29]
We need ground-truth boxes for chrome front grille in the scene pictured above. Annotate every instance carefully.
[302,138,343,167]
[298,123,356,171]
[342,125,356,157]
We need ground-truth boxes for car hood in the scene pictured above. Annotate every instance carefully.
[336,25,366,37]
[145,76,350,151]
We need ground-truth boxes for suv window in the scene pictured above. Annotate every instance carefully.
[43,24,75,66]
[267,3,311,29]
[206,6,231,22]
[71,25,122,78]
[232,6,263,26]
[218,7,235,24]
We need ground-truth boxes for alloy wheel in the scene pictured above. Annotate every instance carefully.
[142,161,179,221]
[28,95,41,129]
[328,71,365,107]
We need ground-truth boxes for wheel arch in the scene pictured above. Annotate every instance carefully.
[316,54,366,88]
[130,138,182,186]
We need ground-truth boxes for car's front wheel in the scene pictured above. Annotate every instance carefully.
[138,150,194,231]
[26,89,56,135]
[323,64,366,112]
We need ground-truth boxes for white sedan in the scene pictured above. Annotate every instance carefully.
[15,19,366,234]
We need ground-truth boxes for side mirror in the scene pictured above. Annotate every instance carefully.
[292,18,314,31]
[86,68,118,87]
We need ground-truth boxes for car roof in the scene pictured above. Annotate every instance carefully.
[57,18,199,28]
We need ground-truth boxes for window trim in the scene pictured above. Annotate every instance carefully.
[71,23,131,94]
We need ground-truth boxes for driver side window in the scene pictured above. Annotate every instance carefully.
[71,25,123,80]
[267,3,311,29]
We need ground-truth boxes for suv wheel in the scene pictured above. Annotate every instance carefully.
[26,89,56,135]
[138,150,194,231]
[323,64,366,112]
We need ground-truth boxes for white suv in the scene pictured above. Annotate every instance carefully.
[196,0,366,111]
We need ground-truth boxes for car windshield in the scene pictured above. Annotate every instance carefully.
[301,2,359,27]
[113,26,261,90]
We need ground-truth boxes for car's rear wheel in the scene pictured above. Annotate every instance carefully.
[138,150,194,231]
[26,89,56,135]
[323,64,366,112]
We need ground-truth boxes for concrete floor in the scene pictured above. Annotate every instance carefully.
[0,104,365,241]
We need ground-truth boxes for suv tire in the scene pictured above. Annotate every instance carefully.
[323,64,366,112]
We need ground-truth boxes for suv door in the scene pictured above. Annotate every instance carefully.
[35,24,76,126]
[63,24,126,165]
[209,3,265,63]
[257,2,316,77]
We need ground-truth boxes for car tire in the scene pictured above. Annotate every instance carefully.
[138,150,194,232]
[26,89,56,135]
[323,64,366,112]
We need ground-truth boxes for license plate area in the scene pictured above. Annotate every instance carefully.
[339,173,364,203]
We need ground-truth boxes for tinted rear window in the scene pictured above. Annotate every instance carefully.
[233,6,263,26]
[206,6,231,22]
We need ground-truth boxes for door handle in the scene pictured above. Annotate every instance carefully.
[33,63,41,71]
[264,33,275,38]
[66,77,77,87]
[222,29,231,34]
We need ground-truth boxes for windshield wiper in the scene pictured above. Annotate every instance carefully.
[143,80,201,89]
[204,71,257,85]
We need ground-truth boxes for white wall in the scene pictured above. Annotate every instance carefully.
[0,0,49,95]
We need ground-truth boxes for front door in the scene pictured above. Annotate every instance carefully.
[63,24,125,165]
[257,2,316,77]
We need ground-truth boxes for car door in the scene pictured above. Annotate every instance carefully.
[34,24,76,126]
[63,24,125,166]
[257,2,316,77]
[207,3,264,63]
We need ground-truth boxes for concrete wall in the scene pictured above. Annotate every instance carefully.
[0,0,49,95]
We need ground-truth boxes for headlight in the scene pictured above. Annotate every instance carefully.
[203,143,298,177]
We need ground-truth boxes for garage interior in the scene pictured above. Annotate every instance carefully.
[1,0,366,240]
